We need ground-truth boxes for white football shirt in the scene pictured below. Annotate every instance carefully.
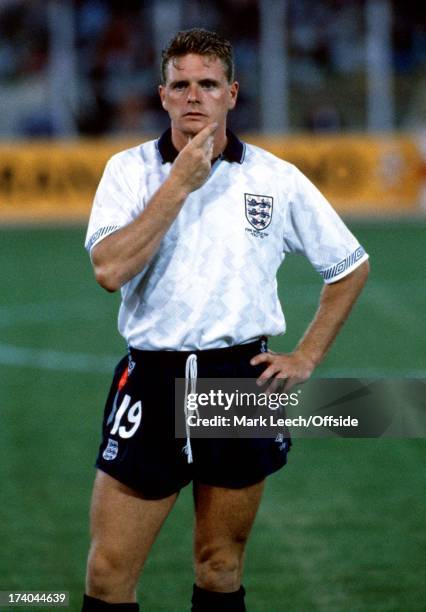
[85,130,368,350]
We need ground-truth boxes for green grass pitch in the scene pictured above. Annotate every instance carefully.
[0,220,424,611]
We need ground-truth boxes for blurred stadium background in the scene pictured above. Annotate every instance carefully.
[0,1,425,611]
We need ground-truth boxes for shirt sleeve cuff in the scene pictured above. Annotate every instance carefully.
[319,246,369,283]
[85,224,121,253]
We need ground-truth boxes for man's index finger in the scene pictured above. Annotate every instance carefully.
[190,122,218,147]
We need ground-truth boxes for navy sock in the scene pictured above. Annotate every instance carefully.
[82,594,139,611]
[191,584,246,612]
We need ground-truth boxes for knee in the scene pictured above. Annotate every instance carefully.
[86,546,136,601]
[195,545,242,591]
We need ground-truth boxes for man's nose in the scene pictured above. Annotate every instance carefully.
[187,84,200,103]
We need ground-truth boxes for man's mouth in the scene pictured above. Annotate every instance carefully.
[184,112,206,118]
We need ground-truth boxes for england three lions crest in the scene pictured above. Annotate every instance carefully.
[245,193,273,231]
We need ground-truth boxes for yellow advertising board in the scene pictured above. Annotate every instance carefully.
[249,134,422,214]
[0,140,135,223]
[0,134,422,222]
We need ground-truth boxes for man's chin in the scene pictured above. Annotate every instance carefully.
[181,117,208,134]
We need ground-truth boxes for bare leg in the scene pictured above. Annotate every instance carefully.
[85,470,178,603]
[193,480,265,592]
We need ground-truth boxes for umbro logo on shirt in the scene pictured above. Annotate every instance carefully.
[245,193,273,238]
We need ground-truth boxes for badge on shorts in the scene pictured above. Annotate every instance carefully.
[103,438,119,461]
[245,193,273,230]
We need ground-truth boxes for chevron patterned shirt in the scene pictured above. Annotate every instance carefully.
[85,130,368,350]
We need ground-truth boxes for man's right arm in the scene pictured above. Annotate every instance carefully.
[91,123,217,292]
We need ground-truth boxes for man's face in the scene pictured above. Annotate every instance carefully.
[159,53,238,136]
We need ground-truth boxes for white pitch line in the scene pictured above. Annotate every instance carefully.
[0,342,424,378]
[319,367,426,379]
[0,298,113,329]
[364,284,425,330]
[0,343,116,374]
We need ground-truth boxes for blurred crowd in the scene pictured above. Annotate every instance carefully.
[0,0,425,136]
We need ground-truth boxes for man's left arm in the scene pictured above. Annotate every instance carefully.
[251,260,370,391]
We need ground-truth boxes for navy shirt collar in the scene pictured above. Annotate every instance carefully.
[157,128,245,164]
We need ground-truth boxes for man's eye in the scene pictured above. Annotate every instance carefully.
[202,82,216,89]
[173,83,187,90]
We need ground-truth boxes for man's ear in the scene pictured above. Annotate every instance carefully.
[158,84,167,110]
[228,81,239,110]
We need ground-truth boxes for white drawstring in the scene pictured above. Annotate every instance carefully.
[183,353,198,463]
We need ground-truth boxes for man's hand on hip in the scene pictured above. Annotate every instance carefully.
[250,263,370,393]
[250,350,315,393]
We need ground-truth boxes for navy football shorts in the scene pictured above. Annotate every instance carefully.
[95,338,292,499]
